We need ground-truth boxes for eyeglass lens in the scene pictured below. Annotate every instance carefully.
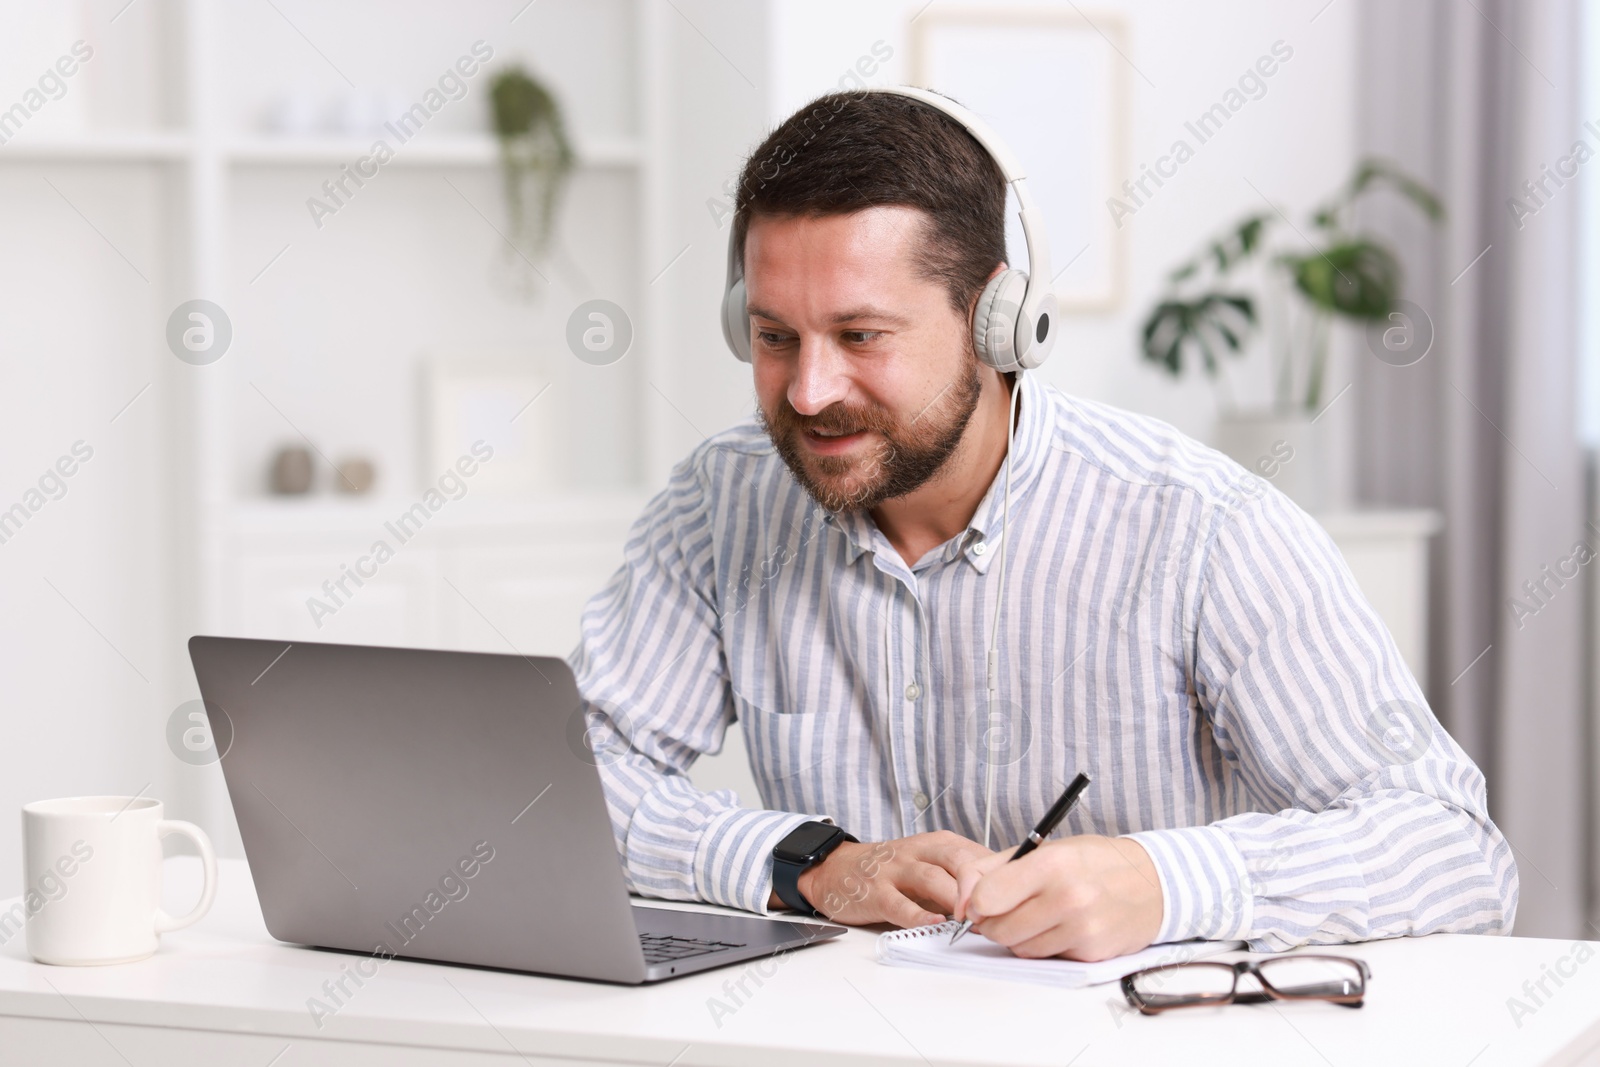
[1256,957,1365,998]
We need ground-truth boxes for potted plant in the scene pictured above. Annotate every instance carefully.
[1138,158,1442,510]
[489,65,574,298]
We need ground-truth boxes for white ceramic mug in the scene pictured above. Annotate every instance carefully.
[20,796,217,966]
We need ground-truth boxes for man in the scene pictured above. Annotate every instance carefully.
[569,90,1516,961]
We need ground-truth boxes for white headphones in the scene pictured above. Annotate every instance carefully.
[719,85,1058,374]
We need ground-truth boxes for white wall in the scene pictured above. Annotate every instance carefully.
[1580,0,1600,447]
[0,161,179,888]
[645,0,774,469]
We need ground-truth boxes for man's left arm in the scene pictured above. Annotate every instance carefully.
[1126,482,1519,952]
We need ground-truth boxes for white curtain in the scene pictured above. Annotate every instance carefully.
[1355,0,1588,938]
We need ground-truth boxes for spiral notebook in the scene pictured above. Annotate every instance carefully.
[875,922,1243,988]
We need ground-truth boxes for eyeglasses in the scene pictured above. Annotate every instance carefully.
[1121,955,1371,1015]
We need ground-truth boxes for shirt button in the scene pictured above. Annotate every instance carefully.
[913,791,929,809]
[973,541,988,555]
[904,681,921,701]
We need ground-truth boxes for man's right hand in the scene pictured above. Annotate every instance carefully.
[778,830,994,928]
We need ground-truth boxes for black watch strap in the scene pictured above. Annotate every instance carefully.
[772,822,856,917]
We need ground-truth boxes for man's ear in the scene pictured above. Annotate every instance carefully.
[967,261,1010,318]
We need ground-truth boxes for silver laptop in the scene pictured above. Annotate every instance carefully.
[187,635,845,984]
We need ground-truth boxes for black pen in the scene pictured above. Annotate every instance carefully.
[950,772,1091,944]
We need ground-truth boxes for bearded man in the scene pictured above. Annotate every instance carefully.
[567,89,1515,960]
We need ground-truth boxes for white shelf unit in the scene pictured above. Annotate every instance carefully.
[0,0,674,851]
[220,133,645,168]
[0,132,193,160]
[165,0,668,625]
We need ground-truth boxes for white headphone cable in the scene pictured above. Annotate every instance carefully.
[982,369,1023,850]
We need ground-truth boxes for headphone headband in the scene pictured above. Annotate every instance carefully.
[721,85,1058,373]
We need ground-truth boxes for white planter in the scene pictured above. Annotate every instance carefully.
[1212,410,1328,513]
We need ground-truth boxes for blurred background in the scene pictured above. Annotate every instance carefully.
[0,0,1594,940]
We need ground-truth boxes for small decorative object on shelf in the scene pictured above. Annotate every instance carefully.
[268,445,314,495]
[335,457,377,495]
[1138,157,1443,511]
[488,64,574,298]
[259,87,409,137]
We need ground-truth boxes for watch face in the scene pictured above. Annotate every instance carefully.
[775,822,841,863]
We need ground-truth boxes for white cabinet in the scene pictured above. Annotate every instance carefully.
[228,548,442,648]
[220,496,644,658]
[1315,509,1442,693]
[439,517,646,656]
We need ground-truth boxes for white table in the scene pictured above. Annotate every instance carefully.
[1,858,1597,1066]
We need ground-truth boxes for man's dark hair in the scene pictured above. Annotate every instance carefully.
[732,90,1008,317]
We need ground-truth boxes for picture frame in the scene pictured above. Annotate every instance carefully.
[911,6,1129,312]
[422,355,554,498]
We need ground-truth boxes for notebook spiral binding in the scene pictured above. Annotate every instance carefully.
[881,920,961,943]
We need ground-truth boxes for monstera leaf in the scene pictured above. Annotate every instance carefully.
[1141,293,1256,376]
[1137,156,1442,414]
[1169,214,1272,284]
[1312,160,1443,231]
[1279,240,1400,320]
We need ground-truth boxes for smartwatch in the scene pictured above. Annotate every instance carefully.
[771,820,857,917]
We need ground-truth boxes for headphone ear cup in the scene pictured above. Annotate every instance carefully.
[723,277,752,362]
[970,269,1030,372]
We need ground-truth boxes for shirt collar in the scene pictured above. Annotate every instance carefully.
[823,371,1052,574]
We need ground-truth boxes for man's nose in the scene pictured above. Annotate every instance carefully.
[787,336,850,417]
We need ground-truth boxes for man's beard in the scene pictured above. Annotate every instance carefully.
[759,358,984,513]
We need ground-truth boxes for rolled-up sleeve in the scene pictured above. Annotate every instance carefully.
[1130,481,1518,951]
[567,450,826,914]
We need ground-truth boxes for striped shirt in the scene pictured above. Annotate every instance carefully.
[569,371,1518,950]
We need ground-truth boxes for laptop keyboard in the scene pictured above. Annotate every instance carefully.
[639,933,747,964]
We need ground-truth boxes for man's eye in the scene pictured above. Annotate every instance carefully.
[842,331,878,344]
[756,330,792,346]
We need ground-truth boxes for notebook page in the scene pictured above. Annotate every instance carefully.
[875,921,1244,988]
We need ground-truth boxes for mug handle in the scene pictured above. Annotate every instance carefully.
[154,820,218,934]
